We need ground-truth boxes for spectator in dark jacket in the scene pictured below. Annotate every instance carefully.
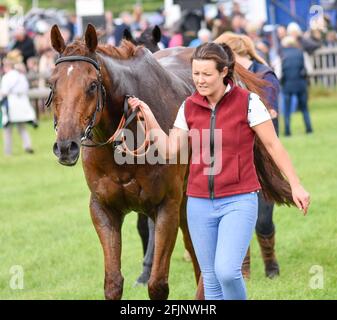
[180,9,204,46]
[12,26,36,66]
[280,36,313,136]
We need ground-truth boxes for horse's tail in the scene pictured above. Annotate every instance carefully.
[234,63,295,206]
[254,138,295,206]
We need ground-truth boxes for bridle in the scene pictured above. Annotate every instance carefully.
[45,55,107,146]
[45,54,150,156]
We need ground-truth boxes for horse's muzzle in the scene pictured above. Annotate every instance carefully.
[53,140,80,166]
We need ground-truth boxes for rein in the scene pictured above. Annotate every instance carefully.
[45,55,151,157]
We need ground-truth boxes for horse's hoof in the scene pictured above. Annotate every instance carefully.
[133,280,147,287]
[133,273,150,287]
[148,279,169,300]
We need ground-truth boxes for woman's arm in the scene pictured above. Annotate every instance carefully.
[128,97,189,161]
[252,120,310,215]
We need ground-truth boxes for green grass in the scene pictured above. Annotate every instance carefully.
[0,93,336,300]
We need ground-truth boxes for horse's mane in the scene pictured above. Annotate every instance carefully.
[234,62,294,207]
[98,40,142,59]
[63,39,141,59]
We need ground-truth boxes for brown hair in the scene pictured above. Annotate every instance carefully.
[191,42,236,84]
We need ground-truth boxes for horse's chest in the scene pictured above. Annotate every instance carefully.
[93,171,164,213]
[121,178,142,200]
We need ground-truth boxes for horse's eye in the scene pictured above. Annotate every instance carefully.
[89,82,98,92]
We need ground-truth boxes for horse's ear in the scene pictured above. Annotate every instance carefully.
[50,24,66,54]
[85,23,98,53]
[152,25,161,44]
[123,28,134,42]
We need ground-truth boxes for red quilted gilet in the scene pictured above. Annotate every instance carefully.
[184,82,261,199]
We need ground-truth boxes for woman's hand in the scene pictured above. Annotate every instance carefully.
[128,97,148,112]
[291,184,310,215]
[128,97,155,121]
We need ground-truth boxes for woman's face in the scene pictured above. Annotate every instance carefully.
[192,59,228,98]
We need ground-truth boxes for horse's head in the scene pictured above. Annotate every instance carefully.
[123,26,161,53]
[49,24,105,166]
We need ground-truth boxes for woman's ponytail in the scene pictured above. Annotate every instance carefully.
[218,42,235,84]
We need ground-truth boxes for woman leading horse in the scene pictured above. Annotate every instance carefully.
[127,42,310,299]
[49,24,309,300]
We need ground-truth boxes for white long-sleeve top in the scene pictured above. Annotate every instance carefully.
[1,69,36,125]
[0,69,29,96]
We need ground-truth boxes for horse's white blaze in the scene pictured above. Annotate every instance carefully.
[67,65,74,76]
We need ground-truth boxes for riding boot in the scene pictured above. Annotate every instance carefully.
[241,246,250,279]
[256,231,280,279]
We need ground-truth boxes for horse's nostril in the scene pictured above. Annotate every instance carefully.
[53,140,79,163]
[69,141,80,156]
[53,142,60,157]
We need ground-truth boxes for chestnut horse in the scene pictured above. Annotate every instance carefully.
[48,24,199,300]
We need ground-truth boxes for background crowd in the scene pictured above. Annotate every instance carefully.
[0,1,337,155]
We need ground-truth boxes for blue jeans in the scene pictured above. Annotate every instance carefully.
[187,192,258,300]
[283,91,313,135]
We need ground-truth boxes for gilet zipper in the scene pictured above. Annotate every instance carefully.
[208,107,217,199]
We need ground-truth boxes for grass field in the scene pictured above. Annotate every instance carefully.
[0,93,336,300]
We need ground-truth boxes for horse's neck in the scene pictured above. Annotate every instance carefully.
[97,53,189,135]
[101,57,135,93]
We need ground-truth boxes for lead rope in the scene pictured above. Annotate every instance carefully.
[82,95,152,158]
[107,98,151,157]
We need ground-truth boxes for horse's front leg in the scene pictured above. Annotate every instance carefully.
[148,198,180,300]
[90,195,124,300]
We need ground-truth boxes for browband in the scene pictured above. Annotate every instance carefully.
[55,56,100,71]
